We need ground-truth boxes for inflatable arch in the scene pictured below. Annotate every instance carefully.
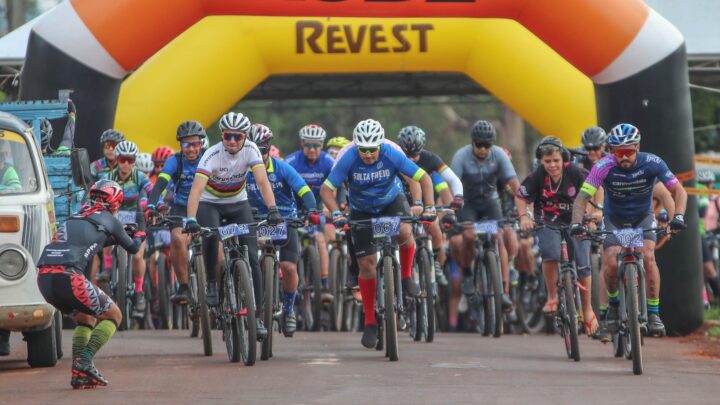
[20,0,700,334]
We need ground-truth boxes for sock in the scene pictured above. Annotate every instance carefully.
[647,298,660,315]
[359,278,376,326]
[103,255,112,270]
[79,320,117,362]
[321,277,329,290]
[432,248,440,261]
[72,324,93,358]
[463,267,472,278]
[134,276,144,293]
[400,245,416,280]
[283,291,296,314]
[607,290,619,306]
[708,278,720,298]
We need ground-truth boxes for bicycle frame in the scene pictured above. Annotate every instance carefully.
[615,248,648,331]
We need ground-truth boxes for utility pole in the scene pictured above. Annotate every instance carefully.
[5,0,25,32]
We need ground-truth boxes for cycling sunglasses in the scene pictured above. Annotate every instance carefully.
[357,146,379,155]
[117,156,135,164]
[103,142,117,149]
[614,148,637,158]
[585,146,602,152]
[181,140,203,149]
[473,141,492,149]
[222,132,246,142]
[303,143,323,150]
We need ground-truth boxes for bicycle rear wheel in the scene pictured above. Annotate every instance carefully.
[383,255,399,361]
[486,250,503,338]
[235,259,257,366]
[261,256,275,361]
[156,252,171,330]
[562,271,580,362]
[329,248,345,332]
[417,248,434,342]
[193,254,213,356]
[222,269,241,363]
[115,248,131,331]
[625,263,643,375]
[307,245,323,332]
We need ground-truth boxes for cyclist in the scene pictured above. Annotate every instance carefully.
[184,112,281,341]
[570,123,688,337]
[697,170,720,304]
[286,124,336,298]
[36,179,146,388]
[397,125,464,284]
[150,146,174,185]
[246,123,319,337]
[135,152,153,176]
[39,99,76,156]
[320,118,436,348]
[516,137,601,335]
[450,120,518,312]
[90,129,125,181]
[146,121,207,305]
[326,136,350,160]
[108,140,153,319]
[576,126,608,170]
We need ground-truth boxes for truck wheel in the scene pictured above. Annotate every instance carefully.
[26,318,58,368]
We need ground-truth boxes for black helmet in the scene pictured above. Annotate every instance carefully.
[99,129,125,144]
[397,126,426,155]
[581,126,607,148]
[40,119,53,149]
[471,120,496,143]
[177,120,207,140]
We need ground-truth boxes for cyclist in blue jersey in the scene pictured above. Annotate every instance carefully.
[286,124,336,299]
[571,123,688,337]
[247,123,319,337]
[320,118,437,348]
[90,129,125,181]
[145,121,207,304]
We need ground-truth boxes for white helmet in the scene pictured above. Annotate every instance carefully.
[114,140,139,158]
[299,124,327,141]
[353,119,384,147]
[202,136,210,149]
[219,112,252,132]
[135,152,153,173]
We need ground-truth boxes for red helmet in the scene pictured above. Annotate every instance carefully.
[152,146,174,163]
[89,179,124,211]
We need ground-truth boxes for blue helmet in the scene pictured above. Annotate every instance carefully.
[608,123,641,147]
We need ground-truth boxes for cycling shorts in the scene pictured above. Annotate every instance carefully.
[457,198,502,223]
[37,266,114,316]
[275,227,300,264]
[350,195,410,257]
[536,227,591,278]
[169,205,187,230]
[702,235,712,263]
[601,212,657,249]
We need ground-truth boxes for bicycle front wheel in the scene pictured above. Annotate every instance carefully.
[156,252,171,330]
[235,259,257,366]
[625,263,643,375]
[307,246,323,332]
[383,255,399,361]
[222,269,241,363]
[562,271,580,362]
[194,254,213,357]
[486,250,504,338]
[115,249,131,331]
[329,248,345,332]
[417,248,434,342]
[261,256,275,361]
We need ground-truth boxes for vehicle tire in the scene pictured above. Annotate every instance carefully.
[53,310,63,359]
[26,319,58,368]
[563,271,580,362]
[156,252,171,330]
[194,253,213,356]
[235,259,257,366]
[261,256,275,361]
[115,248,130,331]
[307,245,323,332]
[625,264,643,375]
[221,269,241,363]
[384,255,399,361]
[486,250,504,338]
[329,249,345,332]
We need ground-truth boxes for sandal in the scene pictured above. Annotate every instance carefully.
[542,299,558,314]
[584,313,599,337]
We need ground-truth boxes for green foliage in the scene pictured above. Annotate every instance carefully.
[692,88,720,153]
[705,307,720,321]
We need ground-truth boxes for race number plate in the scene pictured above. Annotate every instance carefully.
[218,223,251,241]
[612,228,644,248]
[257,222,288,242]
[371,216,401,239]
[117,210,136,225]
[474,220,498,235]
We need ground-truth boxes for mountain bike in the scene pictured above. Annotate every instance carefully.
[328,228,350,331]
[296,225,322,331]
[146,217,177,330]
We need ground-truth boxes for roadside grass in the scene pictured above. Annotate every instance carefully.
[704,307,720,337]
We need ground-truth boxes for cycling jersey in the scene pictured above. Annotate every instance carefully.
[247,156,315,218]
[90,157,115,181]
[581,152,679,220]
[153,152,203,207]
[109,168,152,211]
[195,142,263,204]
[325,143,426,214]
[451,145,516,202]
[577,151,608,170]
[517,162,587,224]
[416,150,463,196]
[286,149,335,202]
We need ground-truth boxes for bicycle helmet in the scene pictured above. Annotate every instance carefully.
[607,123,641,147]
[581,126,607,148]
[219,112,251,132]
[177,120,207,140]
[202,136,210,149]
[353,119,384,148]
[471,120,496,143]
[326,136,350,150]
[299,124,327,142]
[250,123,274,148]
[397,126,426,155]
[114,140,139,158]
[88,179,124,211]
[697,170,715,184]
[40,119,53,149]
[135,153,153,173]
[152,146,174,163]
[100,129,125,144]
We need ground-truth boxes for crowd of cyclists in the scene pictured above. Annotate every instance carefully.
[32,106,701,388]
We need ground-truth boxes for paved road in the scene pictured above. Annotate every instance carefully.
[1,328,719,404]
